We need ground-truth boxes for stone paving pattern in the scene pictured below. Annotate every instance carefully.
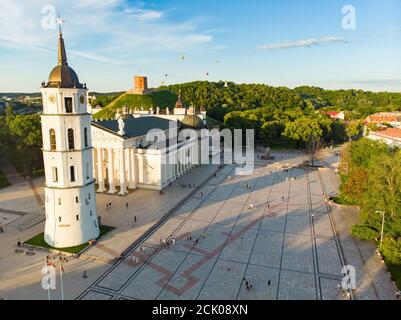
[79,152,357,300]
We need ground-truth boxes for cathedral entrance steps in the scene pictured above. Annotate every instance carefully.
[7,213,45,231]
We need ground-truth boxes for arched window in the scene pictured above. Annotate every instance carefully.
[70,166,76,182]
[68,129,75,150]
[52,167,58,182]
[65,97,73,113]
[49,129,56,151]
[84,127,89,148]
[86,163,90,180]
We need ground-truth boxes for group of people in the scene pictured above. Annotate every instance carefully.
[160,237,177,247]
[180,183,197,189]
[243,278,253,290]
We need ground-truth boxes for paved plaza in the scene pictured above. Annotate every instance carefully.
[78,151,353,300]
[1,150,398,300]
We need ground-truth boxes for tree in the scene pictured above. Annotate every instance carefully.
[283,115,331,165]
[346,120,364,141]
[7,113,42,176]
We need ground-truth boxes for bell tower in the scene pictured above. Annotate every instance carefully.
[40,22,99,248]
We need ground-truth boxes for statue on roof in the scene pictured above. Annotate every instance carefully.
[118,117,125,136]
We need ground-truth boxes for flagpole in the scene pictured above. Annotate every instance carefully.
[60,262,64,300]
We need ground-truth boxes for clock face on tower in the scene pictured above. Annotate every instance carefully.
[48,95,56,104]
[80,95,85,105]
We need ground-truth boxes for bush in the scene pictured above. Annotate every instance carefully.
[0,169,10,189]
[351,225,379,240]
[381,237,401,265]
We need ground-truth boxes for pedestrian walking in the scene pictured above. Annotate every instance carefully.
[83,270,88,279]
[126,202,128,209]
[134,216,137,223]
[268,280,271,286]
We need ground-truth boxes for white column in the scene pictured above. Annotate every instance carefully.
[108,148,116,194]
[119,148,127,195]
[178,152,183,176]
[93,148,98,181]
[97,148,106,192]
[127,148,134,189]
[131,148,137,189]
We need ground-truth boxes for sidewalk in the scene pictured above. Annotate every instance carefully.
[319,156,398,300]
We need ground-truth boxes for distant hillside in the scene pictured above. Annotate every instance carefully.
[0,93,41,98]
[93,90,177,120]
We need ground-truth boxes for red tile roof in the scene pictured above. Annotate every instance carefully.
[326,111,341,117]
[371,127,401,140]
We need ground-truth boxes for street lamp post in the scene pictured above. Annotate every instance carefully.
[375,210,385,251]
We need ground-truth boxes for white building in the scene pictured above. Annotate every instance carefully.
[40,29,99,248]
[91,112,210,193]
[366,127,401,148]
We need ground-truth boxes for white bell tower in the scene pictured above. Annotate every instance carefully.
[40,23,99,248]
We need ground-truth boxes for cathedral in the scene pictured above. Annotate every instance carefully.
[40,26,213,247]
[91,90,211,193]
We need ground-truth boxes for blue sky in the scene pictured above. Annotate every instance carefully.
[0,0,400,92]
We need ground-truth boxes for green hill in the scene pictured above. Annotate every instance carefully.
[93,90,177,120]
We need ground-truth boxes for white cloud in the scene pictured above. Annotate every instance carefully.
[69,50,123,64]
[133,9,163,21]
[0,0,213,64]
[260,36,348,50]
[214,45,227,50]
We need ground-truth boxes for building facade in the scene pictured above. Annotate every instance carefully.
[40,29,99,248]
[366,127,401,148]
[91,115,210,192]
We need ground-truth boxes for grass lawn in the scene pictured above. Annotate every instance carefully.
[0,169,10,189]
[25,225,114,254]
[93,91,177,120]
